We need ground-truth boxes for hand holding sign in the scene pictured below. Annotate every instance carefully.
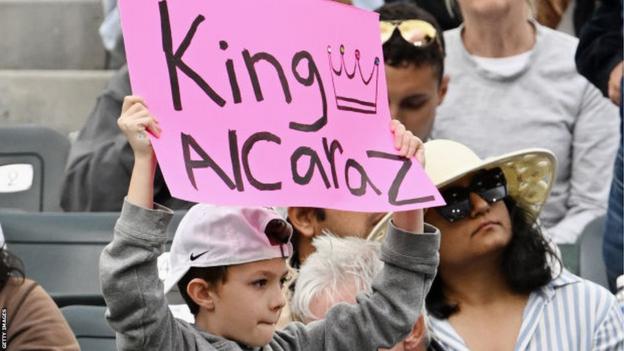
[118,0,443,211]
[117,96,161,160]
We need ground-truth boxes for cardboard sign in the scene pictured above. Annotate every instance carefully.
[119,0,444,211]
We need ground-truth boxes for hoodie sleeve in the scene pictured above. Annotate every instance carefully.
[274,222,440,351]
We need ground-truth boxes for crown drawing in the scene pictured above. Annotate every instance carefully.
[327,45,380,114]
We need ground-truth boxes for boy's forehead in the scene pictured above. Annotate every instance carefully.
[229,257,289,275]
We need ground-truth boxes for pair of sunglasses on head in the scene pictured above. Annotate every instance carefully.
[380,19,441,48]
[436,168,509,223]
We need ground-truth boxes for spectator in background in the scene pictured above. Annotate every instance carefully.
[99,0,125,69]
[61,65,194,212]
[0,231,79,350]
[575,0,623,293]
[432,0,619,244]
[291,235,444,351]
[534,0,569,29]
[422,140,624,350]
[386,0,462,31]
[62,0,192,212]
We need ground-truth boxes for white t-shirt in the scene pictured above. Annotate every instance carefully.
[472,50,533,77]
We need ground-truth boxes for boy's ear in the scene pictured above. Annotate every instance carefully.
[403,315,426,351]
[437,75,450,106]
[287,207,321,238]
[187,278,218,312]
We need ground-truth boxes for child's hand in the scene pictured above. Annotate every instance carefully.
[118,96,161,161]
[390,119,425,234]
[390,119,425,166]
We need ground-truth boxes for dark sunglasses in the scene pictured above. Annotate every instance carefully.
[265,218,292,257]
[436,167,508,223]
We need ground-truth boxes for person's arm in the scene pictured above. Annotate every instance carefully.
[575,0,623,102]
[547,83,620,243]
[6,280,79,351]
[275,121,438,350]
[276,222,439,350]
[99,97,185,350]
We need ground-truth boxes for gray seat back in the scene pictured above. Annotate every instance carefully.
[0,125,70,211]
[579,215,608,288]
[61,305,116,351]
[0,210,186,306]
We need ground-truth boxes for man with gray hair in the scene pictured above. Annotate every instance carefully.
[291,235,443,351]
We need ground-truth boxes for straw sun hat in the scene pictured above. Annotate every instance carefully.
[367,139,557,241]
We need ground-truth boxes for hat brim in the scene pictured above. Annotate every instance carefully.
[435,148,557,218]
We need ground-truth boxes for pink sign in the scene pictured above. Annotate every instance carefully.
[118,0,444,211]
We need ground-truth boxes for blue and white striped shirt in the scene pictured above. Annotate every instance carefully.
[428,270,624,350]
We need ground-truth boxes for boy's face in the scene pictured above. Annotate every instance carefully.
[206,258,289,347]
[386,64,448,140]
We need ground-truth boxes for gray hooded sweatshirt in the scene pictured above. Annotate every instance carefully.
[100,201,440,350]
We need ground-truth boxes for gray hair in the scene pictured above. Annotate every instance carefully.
[290,235,383,322]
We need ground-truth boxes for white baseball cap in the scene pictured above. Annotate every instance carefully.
[164,204,293,293]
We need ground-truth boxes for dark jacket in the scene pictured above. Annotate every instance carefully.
[61,66,193,212]
[575,0,623,97]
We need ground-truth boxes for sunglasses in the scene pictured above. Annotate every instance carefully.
[265,218,292,257]
[380,19,440,48]
[436,168,508,223]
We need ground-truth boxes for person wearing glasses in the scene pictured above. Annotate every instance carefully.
[421,139,624,350]
[99,96,439,351]
[431,0,619,245]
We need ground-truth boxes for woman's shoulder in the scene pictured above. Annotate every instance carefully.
[1,277,39,302]
[548,270,618,311]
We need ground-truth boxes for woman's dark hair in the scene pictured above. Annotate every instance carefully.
[0,247,25,293]
[426,196,559,319]
[377,2,446,83]
[177,266,228,315]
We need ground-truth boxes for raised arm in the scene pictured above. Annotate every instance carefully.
[99,97,184,350]
[275,120,439,350]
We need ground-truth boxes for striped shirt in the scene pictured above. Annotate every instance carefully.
[428,270,624,350]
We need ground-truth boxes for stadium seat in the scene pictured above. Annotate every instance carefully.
[61,305,116,351]
[579,215,609,288]
[558,242,580,275]
[0,125,70,212]
[0,209,187,307]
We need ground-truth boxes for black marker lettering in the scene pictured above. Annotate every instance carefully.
[290,51,328,132]
[228,130,244,191]
[367,151,435,205]
[221,40,242,104]
[159,1,225,110]
[242,132,282,190]
[322,137,343,189]
[290,147,331,188]
[243,50,292,104]
[181,133,237,190]
[344,158,381,196]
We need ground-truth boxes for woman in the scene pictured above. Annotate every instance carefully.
[432,0,619,245]
[0,233,79,350]
[422,139,624,350]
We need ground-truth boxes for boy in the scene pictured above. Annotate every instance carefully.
[99,96,440,350]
